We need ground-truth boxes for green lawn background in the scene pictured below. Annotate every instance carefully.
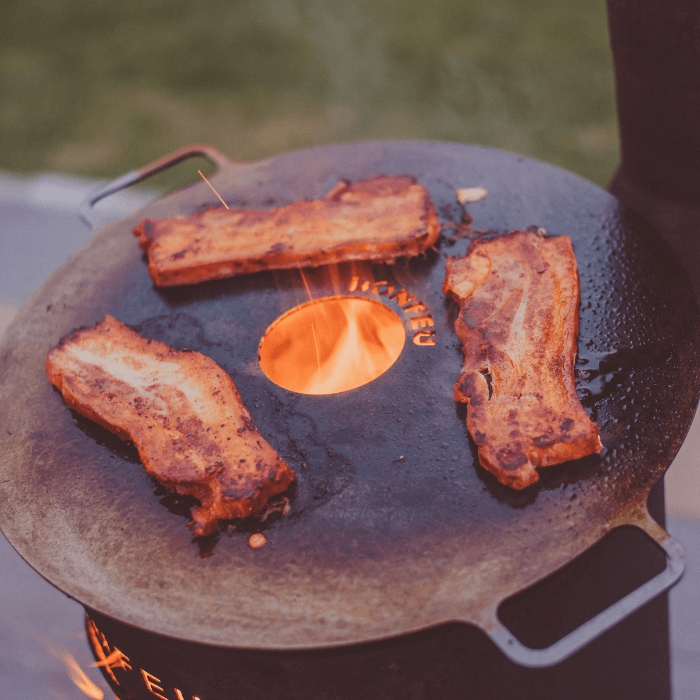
[0,0,618,187]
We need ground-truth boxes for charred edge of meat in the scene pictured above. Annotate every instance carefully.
[479,367,493,399]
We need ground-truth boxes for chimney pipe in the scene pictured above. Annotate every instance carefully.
[607,0,700,295]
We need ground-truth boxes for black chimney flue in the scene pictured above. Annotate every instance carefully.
[608,0,700,296]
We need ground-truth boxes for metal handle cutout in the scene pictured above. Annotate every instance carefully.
[79,144,231,227]
[486,521,684,668]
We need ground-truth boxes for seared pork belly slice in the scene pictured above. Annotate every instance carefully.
[46,315,294,536]
[443,231,602,489]
[134,175,440,287]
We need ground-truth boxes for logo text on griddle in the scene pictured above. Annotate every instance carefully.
[348,276,436,346]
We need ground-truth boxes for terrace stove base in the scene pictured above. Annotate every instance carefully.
[86,482,670,700]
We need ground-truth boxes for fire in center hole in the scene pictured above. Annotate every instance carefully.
[259,295,405,395]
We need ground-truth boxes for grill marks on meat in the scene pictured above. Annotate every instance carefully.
[46,315,294,536]
[134,175,440,287]
[443,231,602,489]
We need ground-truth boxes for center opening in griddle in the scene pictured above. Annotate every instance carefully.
[259,295,405,395]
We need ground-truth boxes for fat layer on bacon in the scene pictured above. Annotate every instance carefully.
[46,315,294,536]
[443,231,602,489]
[134,175,440,287]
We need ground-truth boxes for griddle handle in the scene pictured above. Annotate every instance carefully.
[79,144,231,228]
[486,522,684,668]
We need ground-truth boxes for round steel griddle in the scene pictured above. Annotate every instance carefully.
[1,141,699,668]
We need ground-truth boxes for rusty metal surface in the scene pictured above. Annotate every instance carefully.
[0,141,699,651]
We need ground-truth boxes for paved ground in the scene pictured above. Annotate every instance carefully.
[0,172,698,698]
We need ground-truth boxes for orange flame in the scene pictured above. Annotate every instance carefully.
[259,295,405,395]
[43,639,105,700]
[62,653,105,699]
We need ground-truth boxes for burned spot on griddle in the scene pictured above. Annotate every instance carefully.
[194,200,231,213]
[473,433,603,506]
[435,193,474,248]
[575,344,678,410]
[150,478,199,519]
[69,409,141,465]
[537,452,605,489]
[150,265,280,307]
[471,228,503,241]
[68,410,210,526]
[443,294,462,333]
[441,222,475,247]
[437,200,462,224]
[130,313,213,352]
[233,391,356,520]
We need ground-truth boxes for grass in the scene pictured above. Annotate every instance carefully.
[1,0,618,188]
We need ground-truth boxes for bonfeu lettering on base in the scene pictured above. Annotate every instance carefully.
[141,669,168,700]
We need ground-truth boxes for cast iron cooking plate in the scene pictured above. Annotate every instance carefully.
[1,142,699,668]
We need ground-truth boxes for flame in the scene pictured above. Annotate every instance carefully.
[62,653,105,699]
[299,268,316,301]
[327,261,344,296]
[43,639,105,700]
[259,295,405,395]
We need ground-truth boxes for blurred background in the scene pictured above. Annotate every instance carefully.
[0,0,618,187]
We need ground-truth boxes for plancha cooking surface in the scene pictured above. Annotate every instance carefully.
[0,142,699,650]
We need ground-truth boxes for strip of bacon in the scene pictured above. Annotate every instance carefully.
[134,175,440,286]
[46,315,294,536]
[443,231,602,489]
